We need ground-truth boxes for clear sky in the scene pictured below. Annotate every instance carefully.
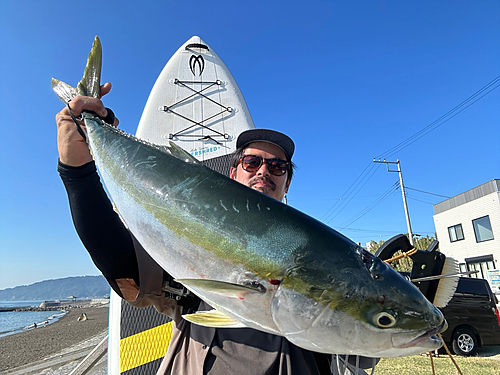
[0,1,498,290]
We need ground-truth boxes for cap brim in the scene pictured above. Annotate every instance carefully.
[236,129,295,160]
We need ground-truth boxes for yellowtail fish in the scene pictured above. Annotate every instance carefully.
[52,37,446,357]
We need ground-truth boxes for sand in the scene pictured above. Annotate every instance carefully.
[0,304,109,372]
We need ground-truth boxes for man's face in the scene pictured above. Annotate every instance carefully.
[230,141,290,201]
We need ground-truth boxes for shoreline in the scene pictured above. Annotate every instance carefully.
[0,304,109,372]
[0,310,68,339]
[0,298,110,312]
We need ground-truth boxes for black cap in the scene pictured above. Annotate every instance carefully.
[236,129,295,160]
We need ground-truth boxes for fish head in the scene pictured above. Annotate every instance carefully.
[271,248,446,357]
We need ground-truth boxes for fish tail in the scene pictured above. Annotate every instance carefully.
[51,36,102,104]
[51,78,78,104]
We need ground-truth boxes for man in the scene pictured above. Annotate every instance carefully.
[56,85,369,374]
[229,128,294,202]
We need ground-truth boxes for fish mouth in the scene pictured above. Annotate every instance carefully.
[392,320,447,349]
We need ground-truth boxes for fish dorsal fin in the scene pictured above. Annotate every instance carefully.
[163,142,201,164]
[175,278,266,298]
[182,309,247,328]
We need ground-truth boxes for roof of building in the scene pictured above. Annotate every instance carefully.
[433,179,500,215]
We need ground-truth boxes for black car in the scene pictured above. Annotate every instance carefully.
[439,277,500,356]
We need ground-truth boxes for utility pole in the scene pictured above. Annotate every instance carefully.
[373,159,414,246]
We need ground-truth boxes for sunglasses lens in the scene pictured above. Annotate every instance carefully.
[241,156,262,171]
[241,155,288,176]
[267,160,288,176]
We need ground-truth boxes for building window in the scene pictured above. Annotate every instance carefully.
[448,224,464,242]
[459,263,467,273]
[465,255,495,279]
[472,216,494,243]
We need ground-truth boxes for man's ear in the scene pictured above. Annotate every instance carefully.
[229,167,236,180]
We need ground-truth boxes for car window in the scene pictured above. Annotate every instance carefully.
[456,278,489,296]
[453,292,489,302]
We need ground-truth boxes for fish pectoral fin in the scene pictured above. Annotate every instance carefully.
[182,309,247,328]
[175,278,266,298]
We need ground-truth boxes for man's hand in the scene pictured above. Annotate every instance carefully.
[56,82,119,166]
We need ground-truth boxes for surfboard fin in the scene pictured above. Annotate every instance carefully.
[175,278,266,299]
[182,309,247,328]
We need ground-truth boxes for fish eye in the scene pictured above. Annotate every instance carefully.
[374,312,397,328]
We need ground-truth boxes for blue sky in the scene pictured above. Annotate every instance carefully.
[0,1,498,290]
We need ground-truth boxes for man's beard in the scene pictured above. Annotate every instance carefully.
[249,176,276,192]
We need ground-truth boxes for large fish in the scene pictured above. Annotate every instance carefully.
[53,37,446,358]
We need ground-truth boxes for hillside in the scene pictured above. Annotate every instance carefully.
[0,276,110,301]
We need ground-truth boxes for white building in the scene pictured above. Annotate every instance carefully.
[433,179,500,293]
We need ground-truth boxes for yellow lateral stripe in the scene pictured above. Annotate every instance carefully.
[120,321,173,373]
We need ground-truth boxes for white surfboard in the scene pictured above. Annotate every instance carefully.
[108,36,255,375]
[136,35,254,159]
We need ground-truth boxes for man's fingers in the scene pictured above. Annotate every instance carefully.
[56,109,75,128]
[68,96,107,117]
[56,109,83,128]
[60,101,119,128]
[99,82,112,99]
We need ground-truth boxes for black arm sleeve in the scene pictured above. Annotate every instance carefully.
[58,160,140,285]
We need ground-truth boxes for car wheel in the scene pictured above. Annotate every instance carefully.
[451,328,478,356]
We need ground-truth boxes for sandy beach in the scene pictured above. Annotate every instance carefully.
[1,301,499,374]
[0,304,109,372]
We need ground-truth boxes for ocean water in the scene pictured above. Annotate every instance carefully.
[0,300,67,338]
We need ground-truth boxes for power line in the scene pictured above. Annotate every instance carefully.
[320,162,373,221]
[321,162,381,223]
[406,195,438,205]
[404,186,450,198]
[335,227,404,234]
[321,75,499,223]
[338,181,400,227]
[377,75,500,160]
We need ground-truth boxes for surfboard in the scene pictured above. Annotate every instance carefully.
[108,36,255,374]
[136,35,255,173]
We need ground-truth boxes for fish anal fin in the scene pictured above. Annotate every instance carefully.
[182,309,247,328]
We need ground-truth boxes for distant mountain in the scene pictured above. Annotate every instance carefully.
[0,276,110,301]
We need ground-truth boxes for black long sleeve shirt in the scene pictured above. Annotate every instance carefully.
[58,160,140,285]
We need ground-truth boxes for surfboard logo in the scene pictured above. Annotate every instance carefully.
[189,55,205,76]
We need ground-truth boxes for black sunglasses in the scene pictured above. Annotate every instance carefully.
[238,155,289,176]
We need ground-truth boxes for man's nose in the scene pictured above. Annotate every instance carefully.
[256,161,270,176]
